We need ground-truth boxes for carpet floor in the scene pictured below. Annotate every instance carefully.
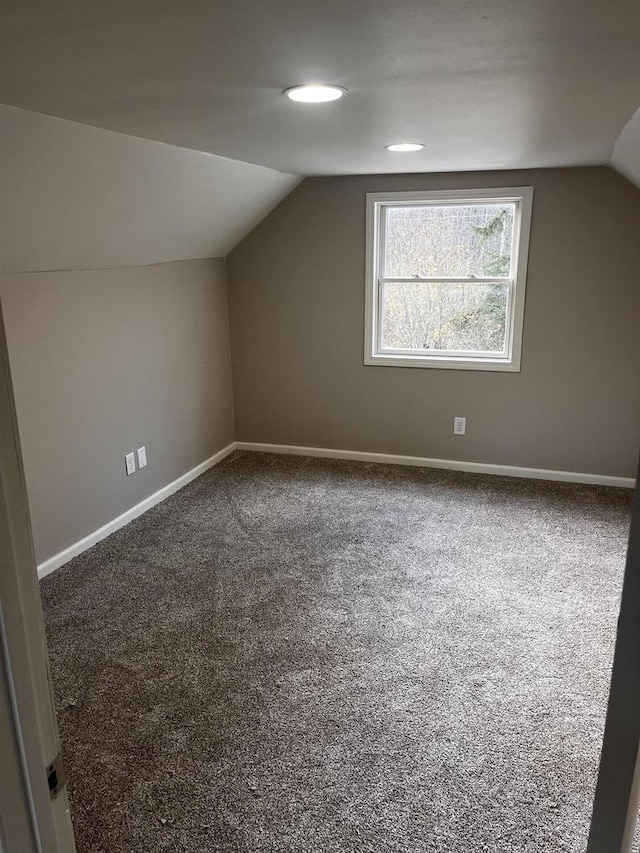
[40,451,633,853]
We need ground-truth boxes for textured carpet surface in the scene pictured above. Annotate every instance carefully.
[40,451,633,853]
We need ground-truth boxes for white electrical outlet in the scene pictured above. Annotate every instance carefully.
[125,452,136,476]
[453,417,466,436]
[137,446,147,469]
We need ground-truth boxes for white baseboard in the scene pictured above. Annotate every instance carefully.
[37,442,237,579]
[236,442,636,489]
[38,438,635,579]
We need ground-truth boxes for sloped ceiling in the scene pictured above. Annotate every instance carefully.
[611,109,640,189]
[0,106,300,272]
[1,0,638,177]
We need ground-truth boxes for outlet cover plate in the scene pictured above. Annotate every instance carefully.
[453,417,466,435]
[125,452,136,476]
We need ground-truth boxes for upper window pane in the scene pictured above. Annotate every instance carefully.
[383,203,515,279]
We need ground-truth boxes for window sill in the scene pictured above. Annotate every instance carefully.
[364,353,521,372]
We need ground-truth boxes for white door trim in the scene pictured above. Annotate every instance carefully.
[0,301,76,852]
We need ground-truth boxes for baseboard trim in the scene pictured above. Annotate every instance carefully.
[37,442,237,579]
[236,442,636,489]
[38,439,635,579]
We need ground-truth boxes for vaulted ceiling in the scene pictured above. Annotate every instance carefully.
[0,106,299,272]
[1,0,639,177]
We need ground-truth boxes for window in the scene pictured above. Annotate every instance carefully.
[365,187,533,371]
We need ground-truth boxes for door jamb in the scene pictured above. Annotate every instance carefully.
[0,299,76,852]
[587,455,640,852]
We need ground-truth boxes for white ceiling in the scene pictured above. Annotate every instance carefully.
[1,0,639,177]
[0,106,299,272]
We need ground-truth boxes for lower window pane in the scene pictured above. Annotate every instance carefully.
[381,281,508,354]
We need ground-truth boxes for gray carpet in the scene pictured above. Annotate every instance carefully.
[40,451,633,853]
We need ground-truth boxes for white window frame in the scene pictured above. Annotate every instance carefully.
[364,187,534,371]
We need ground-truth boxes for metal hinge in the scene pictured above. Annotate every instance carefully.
[47,753,66,801]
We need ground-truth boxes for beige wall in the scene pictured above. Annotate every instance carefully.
[228,167,640,478]
[0,258,234,563]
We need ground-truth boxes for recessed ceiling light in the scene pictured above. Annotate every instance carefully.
[385,142,425,152]
[284,84,347,103]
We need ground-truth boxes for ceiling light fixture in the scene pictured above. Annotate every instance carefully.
[284,84,347,103]
[385,142,425,152]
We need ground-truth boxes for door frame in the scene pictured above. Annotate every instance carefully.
[0,299,76,852]
[587,454,640,852]
[621,747,640,852]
